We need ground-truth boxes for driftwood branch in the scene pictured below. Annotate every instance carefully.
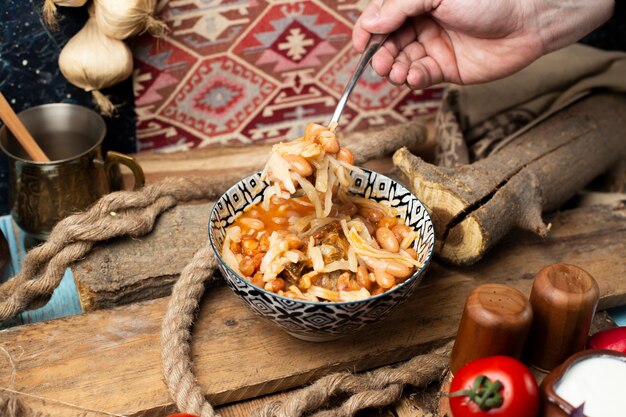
[394,93,626,265]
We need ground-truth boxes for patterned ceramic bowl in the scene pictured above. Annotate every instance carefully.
[209,169,435,342]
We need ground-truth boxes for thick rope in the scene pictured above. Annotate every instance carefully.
[161,241,220,417]
[0,393,45,417]
[160,236,452,416]
[0,176,230,323]
[252,342,451,417]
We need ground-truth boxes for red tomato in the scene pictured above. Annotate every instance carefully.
[587,327,626,353]
[449,356,539,417]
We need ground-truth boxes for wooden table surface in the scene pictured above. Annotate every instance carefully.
[1,138,625,417]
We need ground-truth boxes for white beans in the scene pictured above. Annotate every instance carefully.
[356,265,372,290]
[337,147,354,164]
[375,227,400,253]
[240,217,265,230]
[272,216,288,225]
[305,123,325,138]
[391,224,411,242]
[270,195,288,205]
[374,269,395,289]
[284,154,313,177]
[384,261,414,279]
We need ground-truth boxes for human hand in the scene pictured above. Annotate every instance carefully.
[353,0,614,89]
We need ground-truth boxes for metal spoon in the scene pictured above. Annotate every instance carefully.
[328,33,389,127]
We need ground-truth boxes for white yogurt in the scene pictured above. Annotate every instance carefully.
[555,356,626,417]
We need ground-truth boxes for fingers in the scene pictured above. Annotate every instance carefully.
[359,0,437,34]
[373,24,450,89]
[370,22,421,78]
[388,43,428,86]
[406,56,444,89]
[385,55,444,90]
[352,25,371,54]
[409,16,459,86]
[353,0,383,52]
[370,47,396,79]
[353,0,438,52]
[369,21,425,77]
[355,3,457,90]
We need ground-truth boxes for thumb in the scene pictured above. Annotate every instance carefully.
[360,0,437,34]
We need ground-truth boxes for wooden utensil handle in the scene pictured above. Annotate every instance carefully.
[0,92,50,162]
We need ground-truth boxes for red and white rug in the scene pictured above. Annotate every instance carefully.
[133,0,443,152]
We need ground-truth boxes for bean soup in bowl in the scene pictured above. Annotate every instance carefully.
[209,123,435,341]
[209,169,434,341]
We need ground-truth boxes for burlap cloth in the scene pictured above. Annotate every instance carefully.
[435,43,626,168]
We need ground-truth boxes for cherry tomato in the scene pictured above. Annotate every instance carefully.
[449,356,539,417]
[587,327,626,353]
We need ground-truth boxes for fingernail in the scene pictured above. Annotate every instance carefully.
[362,10,380,25]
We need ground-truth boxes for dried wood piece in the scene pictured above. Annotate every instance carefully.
[74,203,210,311]
[394,94,626,265]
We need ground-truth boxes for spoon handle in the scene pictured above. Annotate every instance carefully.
[0,93,50,162]
[328,33,389,127]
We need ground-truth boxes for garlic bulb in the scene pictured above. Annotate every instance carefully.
[93,0,168,40]
[43,0,88,28]
[58,17,133,116]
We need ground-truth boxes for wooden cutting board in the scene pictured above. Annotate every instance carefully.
[0,204,625,416]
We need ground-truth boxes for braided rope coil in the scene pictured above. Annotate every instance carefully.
[0,176,228,323]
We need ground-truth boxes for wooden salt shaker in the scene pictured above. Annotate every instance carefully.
[450,284,533,374]
[525,263,599,373]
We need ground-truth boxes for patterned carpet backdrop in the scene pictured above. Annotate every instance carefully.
[132,0,444,152]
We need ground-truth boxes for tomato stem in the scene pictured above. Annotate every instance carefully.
[449,374,504,411]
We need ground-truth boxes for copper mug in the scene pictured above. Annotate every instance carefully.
[0,103,144,240]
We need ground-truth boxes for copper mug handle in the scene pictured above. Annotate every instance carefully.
[104,151,145,191]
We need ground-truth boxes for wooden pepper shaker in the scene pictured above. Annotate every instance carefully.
[450,284,533,374]
[525,263,599,372]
